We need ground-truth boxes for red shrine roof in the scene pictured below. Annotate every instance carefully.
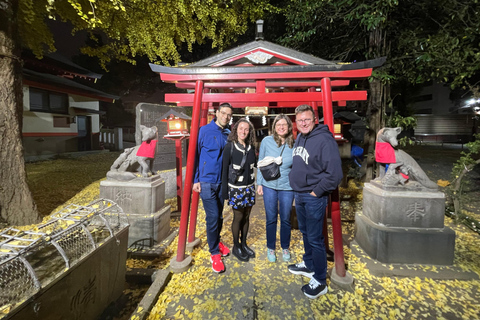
[149,39,385,110]
[150,40,385,79]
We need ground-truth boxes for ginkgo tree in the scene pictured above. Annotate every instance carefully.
[0,0,271,226]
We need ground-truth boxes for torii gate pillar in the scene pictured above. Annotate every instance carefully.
[170,80,204,273]
[321,77,354,289]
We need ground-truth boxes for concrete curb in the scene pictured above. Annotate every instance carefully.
[351,240,479,280]
[129,269,172,320]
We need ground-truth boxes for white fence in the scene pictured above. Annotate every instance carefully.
[100,128,123,151]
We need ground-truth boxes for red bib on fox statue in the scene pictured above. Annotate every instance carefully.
[375,141,396,163]
[375,128,409,180]
[136,140,157,158]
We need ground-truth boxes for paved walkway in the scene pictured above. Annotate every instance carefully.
[140,185,480,320]
[149,195,322,319]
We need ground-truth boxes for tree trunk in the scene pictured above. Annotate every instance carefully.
[0,0,40,226]
[362,79,384,181]
[361,28,388,182]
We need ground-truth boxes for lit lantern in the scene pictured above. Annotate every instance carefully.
[333,122,344,140]
[157,109,192,213]
[159,109,191,138]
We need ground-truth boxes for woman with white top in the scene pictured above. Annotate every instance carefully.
[257,114,295,262]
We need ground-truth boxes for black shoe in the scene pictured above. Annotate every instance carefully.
[287,261,314,278]
[302,278,328,299]
[242,244,255,258]
[232,245,249,262]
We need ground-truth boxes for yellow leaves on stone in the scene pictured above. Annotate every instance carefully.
[0,304,12,316]
[437,179,450,187]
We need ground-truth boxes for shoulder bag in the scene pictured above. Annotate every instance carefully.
[228,143,247,183]
[258,144,286,181]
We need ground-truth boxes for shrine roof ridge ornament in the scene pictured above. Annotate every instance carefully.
[188,40,335,67]
[149,57,386,76]
[157,109,192,121]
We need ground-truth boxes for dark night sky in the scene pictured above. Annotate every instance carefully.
[48,19,87,58]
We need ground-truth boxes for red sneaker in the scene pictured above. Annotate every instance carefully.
[219,242,230,257]
[210,254,225,273]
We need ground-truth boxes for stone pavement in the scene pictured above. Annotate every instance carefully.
[134,145,480,320]
[149,194,320,319]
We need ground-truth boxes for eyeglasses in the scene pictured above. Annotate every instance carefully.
[296,118,314,124]
[275,123,288,128]
[219,110,232,118]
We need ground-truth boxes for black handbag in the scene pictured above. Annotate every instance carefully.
[259,144,285,181]
[228,143,247,182]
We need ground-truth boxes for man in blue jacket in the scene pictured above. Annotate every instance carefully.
[288,104,343,298]
[193,103,233,273]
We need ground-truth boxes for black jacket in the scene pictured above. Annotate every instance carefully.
[221,141,256,199]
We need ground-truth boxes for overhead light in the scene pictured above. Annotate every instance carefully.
[255,20,264,40]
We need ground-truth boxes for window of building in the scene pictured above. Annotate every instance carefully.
[29,88,68,114]
[412,94,433,103]
[53,116,71,127]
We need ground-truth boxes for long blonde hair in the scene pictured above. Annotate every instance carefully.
[272,114,294,148]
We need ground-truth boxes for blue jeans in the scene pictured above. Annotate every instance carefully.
[263,186,294,250]
[200,182,224,255]
[294,192,328,284]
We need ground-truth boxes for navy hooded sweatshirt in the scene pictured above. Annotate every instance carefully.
[289,124,343,197]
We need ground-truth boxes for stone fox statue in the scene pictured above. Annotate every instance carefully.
[109,125,158,179]
[375,127,438,189]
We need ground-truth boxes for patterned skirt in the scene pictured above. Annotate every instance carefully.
[228,184,256,209]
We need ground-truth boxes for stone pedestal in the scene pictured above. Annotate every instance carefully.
[126,206,171,247]
[100,175,170,247]
[355,181,455,265]
[100,175,166,214]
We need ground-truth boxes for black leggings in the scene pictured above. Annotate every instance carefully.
[231,206,252,246]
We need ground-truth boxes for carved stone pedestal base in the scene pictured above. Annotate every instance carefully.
[100,175,165,215]
[355,182,455,265]
[126,206,171,247]
[100,175,171,248]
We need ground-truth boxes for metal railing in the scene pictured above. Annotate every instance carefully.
[0,199,128,316]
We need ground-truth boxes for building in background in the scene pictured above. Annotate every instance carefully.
[410,82,477,144]
[21,52,118,159]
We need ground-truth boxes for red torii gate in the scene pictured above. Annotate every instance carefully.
[150,40,384,284]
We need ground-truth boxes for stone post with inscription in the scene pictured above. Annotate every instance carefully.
[135,103,187,172]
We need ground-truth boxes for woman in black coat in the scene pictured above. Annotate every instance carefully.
[222,118,257,262]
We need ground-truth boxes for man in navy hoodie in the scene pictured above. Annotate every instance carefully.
[193,103,233,273]
[287,104,343,298]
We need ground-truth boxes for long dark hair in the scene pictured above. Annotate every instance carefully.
[272,114,294,148]
[228,118,256,147]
